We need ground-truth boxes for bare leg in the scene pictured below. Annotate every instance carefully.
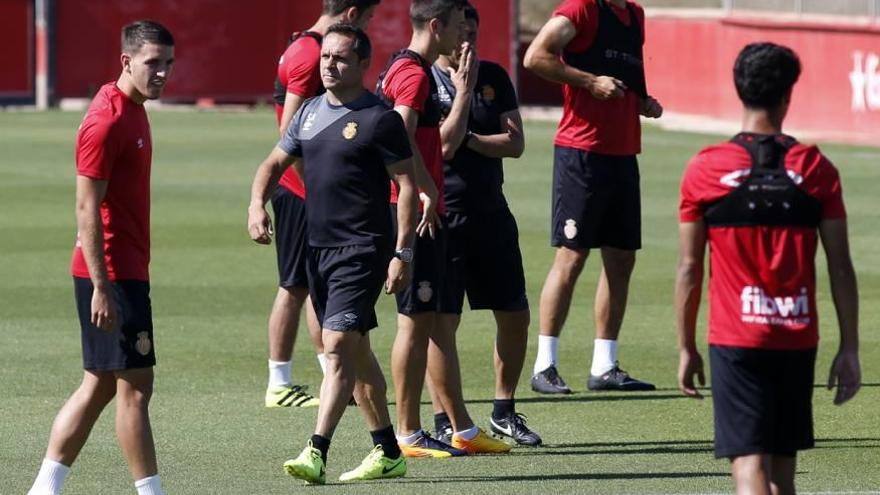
[428,313,474,432]
[538,247,588,338]
[268,286,309,363]
[730,454,773,495]
[493,309,530,400]
[114,367,158,480]
[352,334,391,431]
[314,329,362,438]
[305,295,324,354]
[594,247,635,341]
[44,370,117,466]
[392,312,432,435]
[769,455,797,495]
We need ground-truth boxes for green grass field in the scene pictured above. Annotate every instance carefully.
[1,111,878,494]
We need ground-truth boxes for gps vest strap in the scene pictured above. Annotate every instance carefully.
[273,31,325,107]
[704,133,821,228]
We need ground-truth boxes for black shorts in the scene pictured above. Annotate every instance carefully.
[74,277,155,371]
[445,208,528,313]
[551,146,641,250]
[271,187,309,289]
[710,345,817,458]
[307,244,390,333]
[390,205,455,315]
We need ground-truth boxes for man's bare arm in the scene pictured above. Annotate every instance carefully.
[247,147,300,244]
[466,110,525,159]
[675,221,707,397]
[279,92,308,136]
[395,104,440,238]
[75,176,116,331]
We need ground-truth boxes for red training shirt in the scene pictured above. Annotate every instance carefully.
[553,0,645,155]
[679,140,846,350]
[71,82,152,281]
[275,33,322,198]
[379,56,446,214]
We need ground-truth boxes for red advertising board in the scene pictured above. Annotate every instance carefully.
[53,0,516,101]
[644,13,880,144]
[0,0,34,98]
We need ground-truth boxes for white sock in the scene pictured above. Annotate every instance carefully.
[533,335,559,375]
[591,338,618,376]
[453,425,478,440]
[396,429,423,445]
[268,360,292,388]
[28,458,70,495]
[316,353,327,375]
[135,475,164,495]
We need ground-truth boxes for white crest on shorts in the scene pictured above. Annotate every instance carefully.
[563,219,578,240]
[417,281,433,303]
[135,332,152,356]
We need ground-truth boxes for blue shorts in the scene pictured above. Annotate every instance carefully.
[710,345,816,458]
[390,205,456,315]
[307,243,390,333]
[74,277,155,371]
[552,146,641,250]
[271,187,309,289]
[445,208,528,313]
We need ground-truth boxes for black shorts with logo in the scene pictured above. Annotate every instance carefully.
[271,187,309,289]
[445,208,528,314]
[552,146,641,250]
[390,205,456,315]
[710,345,817,458]
[307,243,390,333]
[74,277,155,371]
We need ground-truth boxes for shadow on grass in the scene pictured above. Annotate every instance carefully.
[387,471,731,484]
[459,393,690,406]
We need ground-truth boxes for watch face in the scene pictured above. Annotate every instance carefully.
[396,248,413,263]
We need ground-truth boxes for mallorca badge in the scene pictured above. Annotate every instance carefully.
[343,121,358,140]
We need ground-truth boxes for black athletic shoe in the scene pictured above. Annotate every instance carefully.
[490,413,543,446]
[530,365,572,394]
[435,423,454,445]
[587,362,656,391]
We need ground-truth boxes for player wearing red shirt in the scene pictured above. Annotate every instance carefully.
[376,0,509,457]
[258,0,379,410]
[525,0,663,395]
[676,43,861,494]
[28,21,175,495]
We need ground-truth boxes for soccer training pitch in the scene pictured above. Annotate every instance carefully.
[1,110,877,494]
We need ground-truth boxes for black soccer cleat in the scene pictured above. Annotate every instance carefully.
[530,365,573,394]
[435,422,454,446]
[490,412,543,446]
[587,362,656,391]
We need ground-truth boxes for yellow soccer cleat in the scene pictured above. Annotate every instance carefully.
[265,385,319,408]
[451,428,512,454]
[339,445,407,482]
[283,442,326,485]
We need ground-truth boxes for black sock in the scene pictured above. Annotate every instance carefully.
[310,434,331,464]
[370,425,402,459]
[492,399,515,420]
[434,412,451,434]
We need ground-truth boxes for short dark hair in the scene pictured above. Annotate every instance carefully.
[325,23,372,61]
[733,42,801,110]
[411,0,467,27]
[121,20,174,55]
[323,0,381,16]
[463,2,479,25]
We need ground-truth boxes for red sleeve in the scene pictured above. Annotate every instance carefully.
[794,145,847,220]
[283,37,322,98]
[382,59,429,112]
[553,0,598,53]
[679,153,706,222]
[75,116,118,180]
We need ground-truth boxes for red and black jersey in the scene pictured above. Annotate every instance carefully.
[274,31,324,198]
[680,133,847,350]
[71,82,152,281]
[376,49,446,214]
[553,0,646,155]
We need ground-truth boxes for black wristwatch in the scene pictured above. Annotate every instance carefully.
[394,248,413,263]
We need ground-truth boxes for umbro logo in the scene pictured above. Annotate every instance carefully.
[137,138,144,149]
